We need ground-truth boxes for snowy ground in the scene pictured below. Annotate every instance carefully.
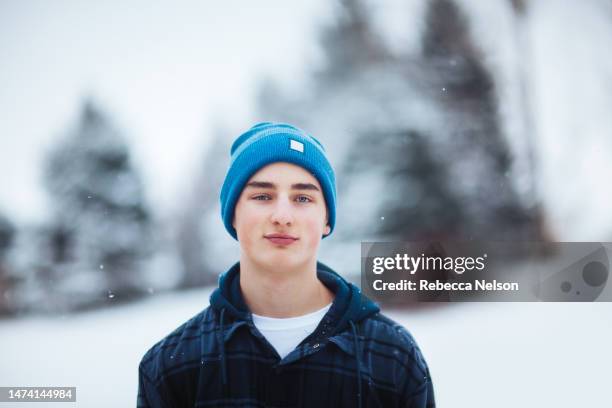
[1,288,611,407]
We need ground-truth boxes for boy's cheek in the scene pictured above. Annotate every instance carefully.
[304,221,326,242]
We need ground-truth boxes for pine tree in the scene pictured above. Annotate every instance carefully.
[42,99,153,309]
[415,0,536,240]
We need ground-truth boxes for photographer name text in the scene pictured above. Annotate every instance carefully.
[372,279,520,291]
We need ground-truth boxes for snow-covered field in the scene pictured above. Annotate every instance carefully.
[1,288,610,407]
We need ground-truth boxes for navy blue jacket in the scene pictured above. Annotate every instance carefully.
[137,262,435,407]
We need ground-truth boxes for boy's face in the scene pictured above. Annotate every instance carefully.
[233,162,331,271]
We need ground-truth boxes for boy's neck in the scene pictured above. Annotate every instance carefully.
[238,257,335,318]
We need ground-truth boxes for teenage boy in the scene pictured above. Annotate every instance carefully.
[137,122,435,407]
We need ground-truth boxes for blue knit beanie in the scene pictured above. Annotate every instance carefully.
[220,122,336,240]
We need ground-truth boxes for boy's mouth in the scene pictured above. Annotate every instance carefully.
[264,233,298,246]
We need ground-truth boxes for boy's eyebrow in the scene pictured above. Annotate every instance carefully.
[246,181,320,192]
[292,183,320,191]
[245,181,275,189]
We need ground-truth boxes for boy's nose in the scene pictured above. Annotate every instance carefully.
[270,196,294,226]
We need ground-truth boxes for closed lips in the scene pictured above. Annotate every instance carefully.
[265,234,298,240]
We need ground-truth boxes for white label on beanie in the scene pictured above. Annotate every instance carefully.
[290,139,304,153]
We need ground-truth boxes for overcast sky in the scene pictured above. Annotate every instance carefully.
[0,0,331,224]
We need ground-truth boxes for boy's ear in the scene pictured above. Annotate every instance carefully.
[322,210,331,236]
[323,223,331,236]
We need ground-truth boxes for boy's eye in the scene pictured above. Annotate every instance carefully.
[252,194,271,200]
[296,195,312,203]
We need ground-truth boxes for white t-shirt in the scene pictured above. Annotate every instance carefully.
[252,303,332,359]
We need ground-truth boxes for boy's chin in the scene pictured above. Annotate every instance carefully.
[257,254,310,271]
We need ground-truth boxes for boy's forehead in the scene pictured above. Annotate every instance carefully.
[248,162,320,187]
